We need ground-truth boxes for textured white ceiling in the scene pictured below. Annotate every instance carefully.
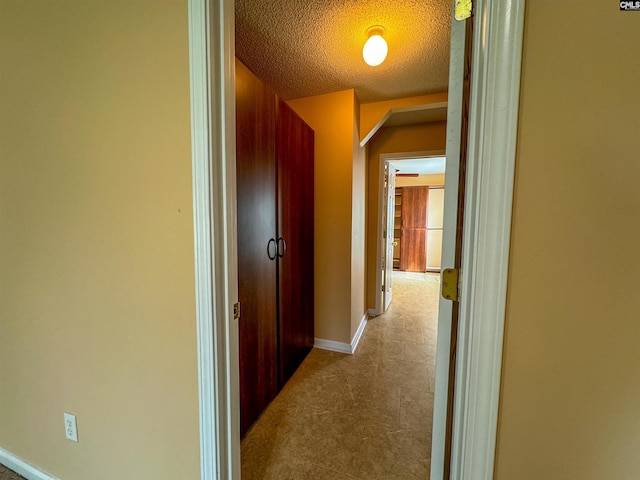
[235,0,452,103]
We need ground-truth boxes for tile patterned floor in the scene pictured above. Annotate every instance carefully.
[241,272,440,479]
[0,465,24,480]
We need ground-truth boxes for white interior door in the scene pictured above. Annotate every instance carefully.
[430,12,469,480]
[383,164,397,311]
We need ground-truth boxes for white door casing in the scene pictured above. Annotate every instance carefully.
[448,0,525,478]
[188,0,240,479]
[383,164,396,312]
[188,0,526,479]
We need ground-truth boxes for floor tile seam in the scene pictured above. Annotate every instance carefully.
[307,459,358,479]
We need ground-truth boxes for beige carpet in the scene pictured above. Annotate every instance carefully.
[241,272,439,479]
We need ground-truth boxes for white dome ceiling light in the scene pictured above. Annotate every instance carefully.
[363,26,388,67]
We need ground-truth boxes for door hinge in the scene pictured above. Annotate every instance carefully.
[455,0,473,21]
[441,268,461,302]
[233,302,240,320]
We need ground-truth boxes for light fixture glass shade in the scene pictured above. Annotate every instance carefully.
[363,34,388,66]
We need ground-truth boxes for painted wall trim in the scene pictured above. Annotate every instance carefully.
[188,0,240,479]
[315,314,367,355]
[449,0,526,479]
[0,447,59,480]
[314,338,352,354]
[351,313,368,353]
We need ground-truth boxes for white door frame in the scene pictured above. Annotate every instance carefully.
[188,0,240,479]
[437,0,525,478]
[373,150,446,316]
[188,0,525,479]
[382,162,396,314]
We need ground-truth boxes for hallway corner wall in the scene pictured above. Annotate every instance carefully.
[288,90,357,344]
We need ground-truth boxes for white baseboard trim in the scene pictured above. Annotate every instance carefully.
[314,338,352,354]
[0,447,59,480]
[315,314,368,355]
[350,314,368,353]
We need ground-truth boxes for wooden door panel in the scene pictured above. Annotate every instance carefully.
[400,186,428,271]
[235,59,278,436]
[402,186,429,228]
[276,98,314,387]
[401,228,427,272]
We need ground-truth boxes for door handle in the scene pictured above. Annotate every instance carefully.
[267,238,277,260]
[277,237,286,258]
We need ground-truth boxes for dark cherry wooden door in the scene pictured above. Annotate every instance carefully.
[235,60,278,436]
[276,98,314,387]
[400,186,428,272]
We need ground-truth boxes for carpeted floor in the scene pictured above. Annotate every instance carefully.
[241,271,440,479]
[0,465,25,480]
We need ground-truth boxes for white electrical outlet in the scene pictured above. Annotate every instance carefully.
[64,412,78,442]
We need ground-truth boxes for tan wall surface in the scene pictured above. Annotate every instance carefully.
[288,90,356,344]
[359,92,448,142]
[0,2,199,479]
[496,2,640,479]
[351,96,367,337]
[395,173,445,187]
[426,188,444,270]
[366,123,447,310]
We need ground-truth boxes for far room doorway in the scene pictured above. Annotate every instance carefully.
[377,153,446,316]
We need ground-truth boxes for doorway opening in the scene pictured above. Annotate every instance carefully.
[238,109,452,478]
[187,0,526,478]
[235,3,454,478]
[375,153,447,317]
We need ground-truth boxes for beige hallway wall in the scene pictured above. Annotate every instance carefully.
[497,2,640,479]
[0,2,199,479]
[395,173,445,187]
[351,96,367,337]
[288,90,358,344]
